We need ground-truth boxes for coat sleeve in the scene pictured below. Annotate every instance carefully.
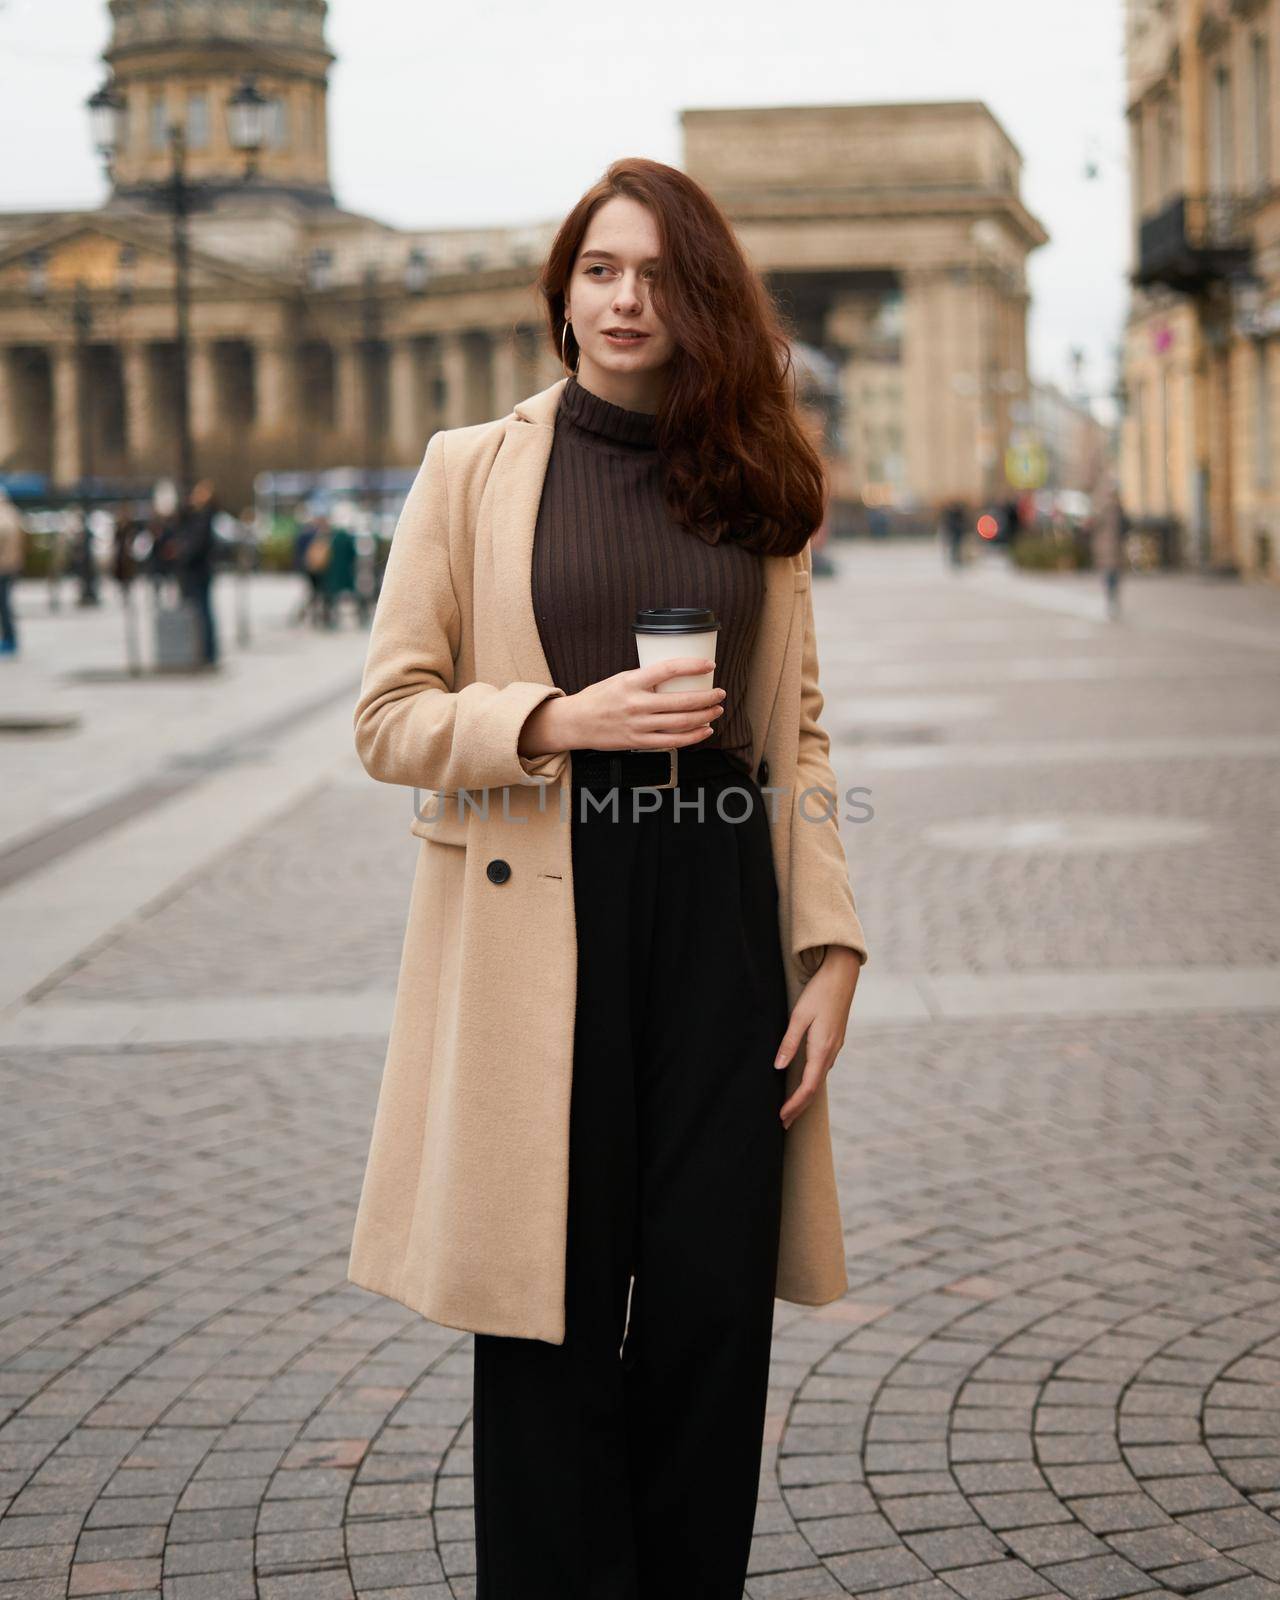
[353,430,570,793]
[788,542,870,975]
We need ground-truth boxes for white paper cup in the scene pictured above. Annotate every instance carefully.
[633,607,719,694]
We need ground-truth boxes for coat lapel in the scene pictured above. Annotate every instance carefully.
[745,550,798,779]
[492,376,797,773]
[485,383,562,689]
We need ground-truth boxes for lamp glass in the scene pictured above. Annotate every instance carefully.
[88,82,126,156]
[227,79,268,153]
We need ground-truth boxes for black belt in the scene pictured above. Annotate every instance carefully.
[570,746,750,792]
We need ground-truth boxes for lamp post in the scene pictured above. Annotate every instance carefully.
[360,265,383,518]
[87,73,268,502]
[70,281,98,606]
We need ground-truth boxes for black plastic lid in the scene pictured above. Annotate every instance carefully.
[633,606,720,634]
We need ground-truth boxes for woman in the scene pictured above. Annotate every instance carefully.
[347,157,869,1598]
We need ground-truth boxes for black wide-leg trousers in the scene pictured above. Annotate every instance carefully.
[472,747,792,1600]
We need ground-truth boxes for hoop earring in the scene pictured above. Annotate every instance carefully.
[560,319,578,375]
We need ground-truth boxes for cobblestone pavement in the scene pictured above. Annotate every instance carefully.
[1,544,1278,1598]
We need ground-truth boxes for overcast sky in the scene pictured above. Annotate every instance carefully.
[0,0,1130,410]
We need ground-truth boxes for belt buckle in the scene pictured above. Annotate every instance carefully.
[651,747,678,790]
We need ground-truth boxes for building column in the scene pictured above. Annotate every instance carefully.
[0,348,17,472]
[51,344,83,490]
[440,330,470,430]
[189,337,220,444]
[389,337,425,462]
[333,340,365,446]
[902,266,983,508]
[490,329,521,418]
[255,340,297,442]
[121,341,158,468]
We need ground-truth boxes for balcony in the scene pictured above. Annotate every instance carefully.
[1134,193,1254,293]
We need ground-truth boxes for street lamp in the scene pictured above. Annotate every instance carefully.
[404,247,432,295]
[361,265,383,515]
[86,72,268,500]
[226,77,270,167]
[87,79,127,161]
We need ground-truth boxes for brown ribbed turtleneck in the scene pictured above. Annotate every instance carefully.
[530,373,763,776]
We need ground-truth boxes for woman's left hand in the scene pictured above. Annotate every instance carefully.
[774,946,862,1130]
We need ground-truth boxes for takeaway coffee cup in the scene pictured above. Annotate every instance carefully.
[633,607,720,692]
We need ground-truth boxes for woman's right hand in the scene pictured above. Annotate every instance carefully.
[526,659,726,757]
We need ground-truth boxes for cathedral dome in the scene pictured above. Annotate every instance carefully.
[103,0,335,208]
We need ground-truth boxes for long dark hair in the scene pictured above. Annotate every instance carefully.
[536,157,826,556]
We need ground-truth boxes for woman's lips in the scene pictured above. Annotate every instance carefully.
[603,331,649,344]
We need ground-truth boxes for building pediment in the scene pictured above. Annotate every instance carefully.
[0,213,288,299]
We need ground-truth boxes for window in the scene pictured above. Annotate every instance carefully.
[1160,368,1172,510]
[1131,109,1146,218]
[1251,34,1271,190]
[307,249,333,292]
[1210,62,1234,193]
[187,92,209,150]
[1157,93,1179,203]
[25,249,47,300]
[1134,378,1149,509]
[1256,340,1272,493]
[149,91,168,151]
[268,96,289,149]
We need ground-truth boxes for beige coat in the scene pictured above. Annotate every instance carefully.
[0,497,24,577]
[346,377,869,1345]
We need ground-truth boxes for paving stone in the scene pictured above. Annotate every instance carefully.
[944,1559,1050,1600]
[67,1558,164,1594]
[902,1527,1011,1569]
[1038,1553,1157,1599]
[1071,1496,1174,1534]
[1177,1508,1280,1551]
[825,1545,936,1591]
[968,1492,1076,1531]
[1149,1557,1250,1591]
[801,1513,900,1556]
[999,1526,1113,1565]
[883,1494,982,1533]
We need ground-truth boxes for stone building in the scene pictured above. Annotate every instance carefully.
[1123,0,1280,578]
[1030,381,1115,499]
[0,0,1047,515]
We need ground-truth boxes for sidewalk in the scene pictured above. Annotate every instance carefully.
[0,573,366,861]
[0,544,1277,1600]
[0,573,369,1013]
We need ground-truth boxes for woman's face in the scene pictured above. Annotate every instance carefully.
[564,194,677,411]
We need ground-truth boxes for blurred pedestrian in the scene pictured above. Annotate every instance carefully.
[69,507,100,608]
[0,487,26,658]
[1092,476,1125,621]
[941,499,968,568]
[321,516,366,628]
[298,512,332,627]
[111,505,140,596]
[176,478,220,667]
[149,481,181,601]
[139,511,167,603]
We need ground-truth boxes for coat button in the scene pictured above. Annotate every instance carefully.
[486,859,512,885]
[757,758,770,786]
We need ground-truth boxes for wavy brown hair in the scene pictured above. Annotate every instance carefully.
[536,157,826,556]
